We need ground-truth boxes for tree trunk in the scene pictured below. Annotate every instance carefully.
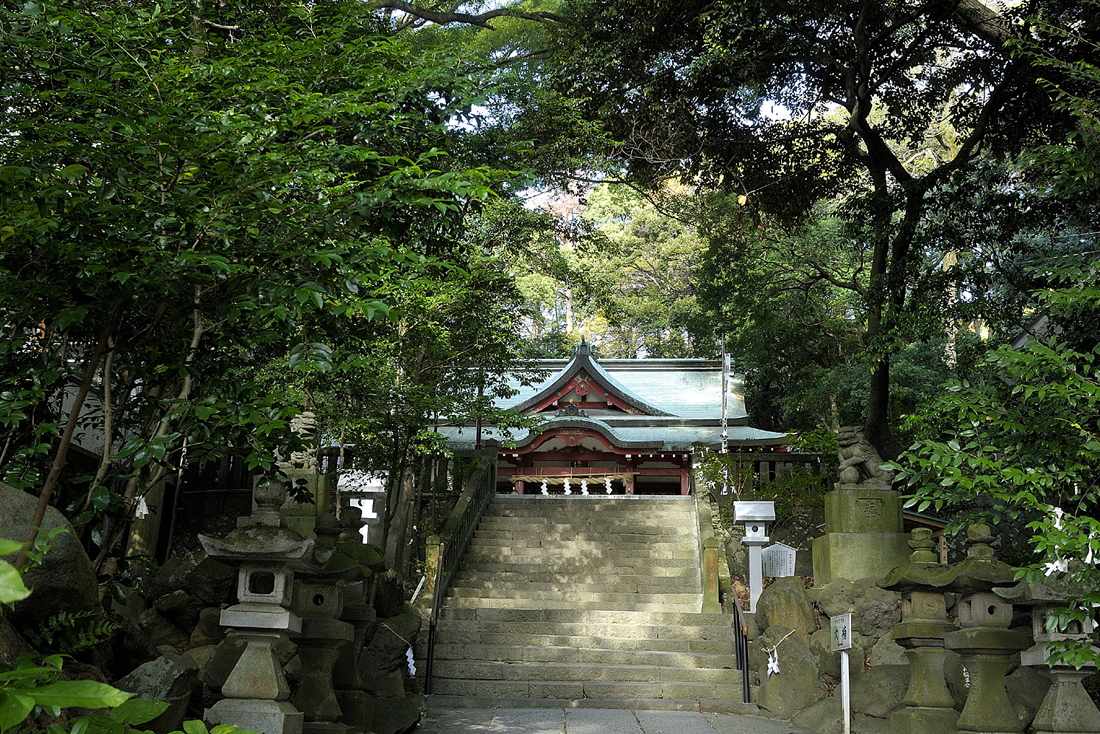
[16,303,125,569]
[390,464,416,578]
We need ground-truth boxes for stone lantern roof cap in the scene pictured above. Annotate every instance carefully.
[993,576,1088,606]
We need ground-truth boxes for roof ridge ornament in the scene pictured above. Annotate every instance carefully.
[572,339,596,359]
[556,403,589,418]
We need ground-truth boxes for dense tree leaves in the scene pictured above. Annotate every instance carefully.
[896,260,1100,662]
[0,0,507,563]
[532,0,1092,457]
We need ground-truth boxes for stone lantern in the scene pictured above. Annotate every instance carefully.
[994,577,1100,734]
[942,524,1030,734]
[290,513,354,734]
[879,528,960,734]
[199,477,316,734]
[733,501,774,613]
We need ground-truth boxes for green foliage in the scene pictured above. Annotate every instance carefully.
[696,447,828,531]
[895,260,1100,666]
[0,654,133,733]
[0,539,31,606]
[27,612,122,656]
[0,0,521,572]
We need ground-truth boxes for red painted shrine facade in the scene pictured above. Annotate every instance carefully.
[438,342,790,495]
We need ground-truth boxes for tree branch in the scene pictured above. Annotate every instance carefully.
[368,0,566,30]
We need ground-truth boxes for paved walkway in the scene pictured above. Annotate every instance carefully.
[414,706,814,734]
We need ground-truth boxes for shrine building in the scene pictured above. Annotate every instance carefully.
[437,341,791,495]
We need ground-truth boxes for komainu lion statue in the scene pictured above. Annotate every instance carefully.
[836,426,894,487]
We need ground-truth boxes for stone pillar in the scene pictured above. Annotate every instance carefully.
[811,427,909,584]
[883,529,959,734]
[333,579,377,734]
[200,478,317,734]
[292,514,354,734]
[943,526,1030,734]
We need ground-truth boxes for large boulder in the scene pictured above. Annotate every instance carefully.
[750,625,826,719]
[149,553,236,606]
[811,577,902,640]
[153,590,204,632]
[756,577,816,636]
[115,653,199,734]
[868,636,907,667]
[810,628,866,679]
[0,482,99,631]
[1005,665,1050,728]
[850,664,908,718]
[792,697,892,734]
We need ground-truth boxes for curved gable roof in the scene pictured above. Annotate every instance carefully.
[511,341,674,417]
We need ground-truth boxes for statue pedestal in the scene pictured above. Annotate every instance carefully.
[812,483,909,584]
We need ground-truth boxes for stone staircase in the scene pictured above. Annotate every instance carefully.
[419,495,742,706]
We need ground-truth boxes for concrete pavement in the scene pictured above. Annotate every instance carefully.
[413,705,816,734]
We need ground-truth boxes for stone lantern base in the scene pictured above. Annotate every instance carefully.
[890,706,960,734]
[206,698,303,734]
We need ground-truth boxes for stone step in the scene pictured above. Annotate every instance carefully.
[448,579,700,596]
[442,597,702,612]
[453,569,699,585]
[462,546,696,561]
[446,586,701,603]
[460,552,695,568]
[434,620,733,644]
[468,536,695,552]
[436,606,731,627]
[427,678,741,701]
[458,561,698,577]
[420,632,734,656]
[426,643,735,669]
[474,527,691,544]
[431,659,738,685]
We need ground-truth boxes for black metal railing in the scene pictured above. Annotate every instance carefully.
[732,591,751,703]
[424,453,497,694]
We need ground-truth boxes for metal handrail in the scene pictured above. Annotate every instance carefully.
[732,590,751,704]
[424,454,497,694]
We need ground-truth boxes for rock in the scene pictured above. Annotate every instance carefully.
[742,612,762,641]
[1005,665,1050,727]
[202,634,247,690]
[186,557,237,605]
[944,649,969,710]
[110,615,160,678]
[371,693,422,734]
[154,590,204,632]
[0,482,99,631]
[810,628,866,679]
[149,554,236,606]
[181,644,217,672]
[869,636,908,667]
[0,616,34,667]
[360,604,421,697]
[792,695,842,733]
[791,699,892,734]
[751,625,825,719]
[814,577,901,639]
[852,714,891,734]
[373,568,405,619]
[137,608,190,650]
[190,607,226,648]
[115,653,199,734]
[756,577,816,636]
[850,664,908,718]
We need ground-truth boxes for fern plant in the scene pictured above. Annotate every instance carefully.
[27,611,122,655]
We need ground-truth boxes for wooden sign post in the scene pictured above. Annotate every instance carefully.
[831,612,853,734]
